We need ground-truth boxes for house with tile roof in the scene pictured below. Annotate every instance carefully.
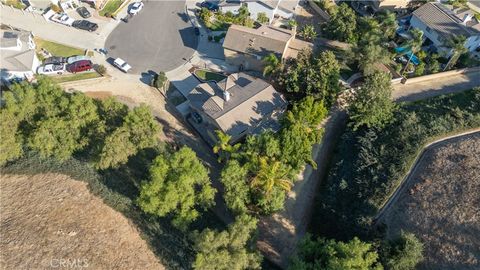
[410,2,480,54]
[187,72,287,145]
[223,24,295,72]
[0,29,40,84]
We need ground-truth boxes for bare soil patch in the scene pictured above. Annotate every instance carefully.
[382,133,480,270]
[0,173,164,270]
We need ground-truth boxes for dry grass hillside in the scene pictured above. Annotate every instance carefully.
[382,133,480,270]
[0,173,165,270]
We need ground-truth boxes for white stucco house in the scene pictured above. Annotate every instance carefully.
[218,0,299,24]
[410,2,480,55]
[0,29,40,84]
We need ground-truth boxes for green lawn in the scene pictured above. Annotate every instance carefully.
[5,0,26,9]
[35,38,84,57]
[194,69,226,82]
[99,0,124,16]
[208,20,230,31]
[51,72,101,84]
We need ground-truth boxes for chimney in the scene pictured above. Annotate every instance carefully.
[223,90,230,102]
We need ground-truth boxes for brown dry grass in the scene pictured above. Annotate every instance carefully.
[0,173,165,270]
[382,133,480,270]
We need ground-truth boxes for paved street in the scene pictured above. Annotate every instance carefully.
[105,1,198,74]
[393,70,480,102]
[0,4,118,49]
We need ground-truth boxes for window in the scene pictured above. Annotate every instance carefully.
[426,26,431,33]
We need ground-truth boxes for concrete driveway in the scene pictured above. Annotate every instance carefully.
[105,1,198,74]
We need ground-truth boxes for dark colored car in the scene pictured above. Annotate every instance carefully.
[194,27,200,36]
[72,20,98,32]
[77,7,91,18]
[200,1,218,11]
[44,56,67,65]
[66,60,93,73]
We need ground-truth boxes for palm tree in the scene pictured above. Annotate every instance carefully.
[402,28,423,74]
[251,157,293,195]
[443,35,468,71]
[262,53,282,77]
[213,130,240,162]
[300,24,317,41]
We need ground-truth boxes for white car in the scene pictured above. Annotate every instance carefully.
[50,13,75,26]
[37,64,66,75]
[128,2,144,15]
[113,58,132,73]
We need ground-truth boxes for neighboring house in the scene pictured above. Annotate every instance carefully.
[372,0,412,11]
[223,24,294,72]
[187,72,287,145]
[0,29,40,84]
[410,2,480,54]
[218,0,299,24]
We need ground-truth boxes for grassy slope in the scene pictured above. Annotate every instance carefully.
[35,38,84,57]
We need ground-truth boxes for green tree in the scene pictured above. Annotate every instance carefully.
[220,160,251,214]
[192,214,262,270]
[377,11,398,39]
[251,157,293,195]
[123,105,159,148]
[443,35,468,70]
[323,3,357,43]
[153,71,168,89]
[281,96,327,170]
[213,130,241,162]
[200,7,213,27]
[96,127,137,170]
[256,12,269,24]
[300,24,317,41]
[282,50,340,105]
[262,53,282,77]
[288,19,297,30]
[382,232,424,270]
[348,71,396,130]
[402,29,423,74]
[28,117,82,160]
[0,111,23,165]
[138,147,216,229]
[289,234,383,270]
[98,97,128,131]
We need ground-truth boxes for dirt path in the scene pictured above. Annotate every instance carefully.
[0,173,164,270]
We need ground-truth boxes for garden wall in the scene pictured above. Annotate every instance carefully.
[307,0,331,21]
[404,66,480,85]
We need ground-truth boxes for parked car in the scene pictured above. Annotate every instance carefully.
[72,20,98,32]
[128,2,144,15]
[50,13,75,26]
[44,56,67,65]
[67,55,89,64]
[66,60,93,73]
[194,27,200,36]
[113,58,132,73]
[200,1,218,11]
[76,7,91,18]
[37,64,66,75]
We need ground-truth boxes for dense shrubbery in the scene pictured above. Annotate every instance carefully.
[0,77,160,169]
[312,88,480,239]
[218,96,328,215]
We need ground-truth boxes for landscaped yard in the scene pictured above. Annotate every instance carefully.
[193,69,226,82]
[99,0,124,17]
[4,0,25,9]
[51,72,101,84]
[34,38,84,57]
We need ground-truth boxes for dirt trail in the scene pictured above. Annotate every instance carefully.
[0,173,165,270]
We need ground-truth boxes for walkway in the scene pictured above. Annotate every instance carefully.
[393,70,480,102]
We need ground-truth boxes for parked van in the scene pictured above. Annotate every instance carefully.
[66,60,93,73]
